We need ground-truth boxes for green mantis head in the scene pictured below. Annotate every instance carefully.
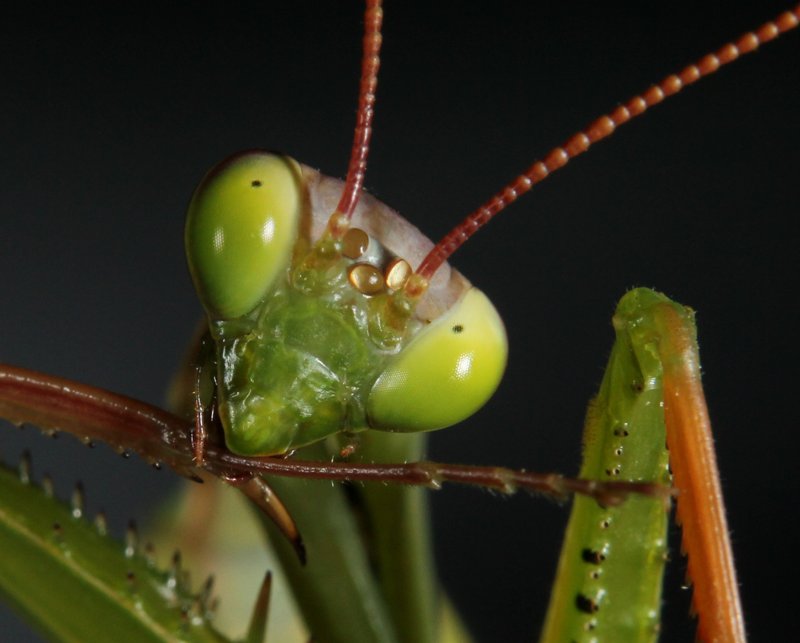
[185,151,507,454]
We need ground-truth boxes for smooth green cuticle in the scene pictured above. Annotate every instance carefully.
[186,152,302,320]
[366,288,508,433]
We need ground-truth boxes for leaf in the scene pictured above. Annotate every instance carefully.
[0,457,233,643]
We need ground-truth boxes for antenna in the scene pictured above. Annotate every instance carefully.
[413,6,800,282]
[326,0,384,240]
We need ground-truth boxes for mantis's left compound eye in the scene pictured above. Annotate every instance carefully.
[367,287,508,432]
[185,152,302,320]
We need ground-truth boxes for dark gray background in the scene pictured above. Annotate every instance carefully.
[1,2,798,641]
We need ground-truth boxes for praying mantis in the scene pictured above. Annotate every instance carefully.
[1,2,799,641]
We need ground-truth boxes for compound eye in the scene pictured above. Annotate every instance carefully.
[367,287,508,432]
[185,152,302,320]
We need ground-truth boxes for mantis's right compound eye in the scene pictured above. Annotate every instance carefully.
[185,152,302,320]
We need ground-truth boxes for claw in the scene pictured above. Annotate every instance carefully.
[226,475,306,565]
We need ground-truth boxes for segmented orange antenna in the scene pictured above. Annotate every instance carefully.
[326,0,383,239]
[414,5,800,281]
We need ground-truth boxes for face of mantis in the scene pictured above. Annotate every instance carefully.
[1,2,798,641]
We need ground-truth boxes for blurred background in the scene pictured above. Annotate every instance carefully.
[1,2,798,641]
